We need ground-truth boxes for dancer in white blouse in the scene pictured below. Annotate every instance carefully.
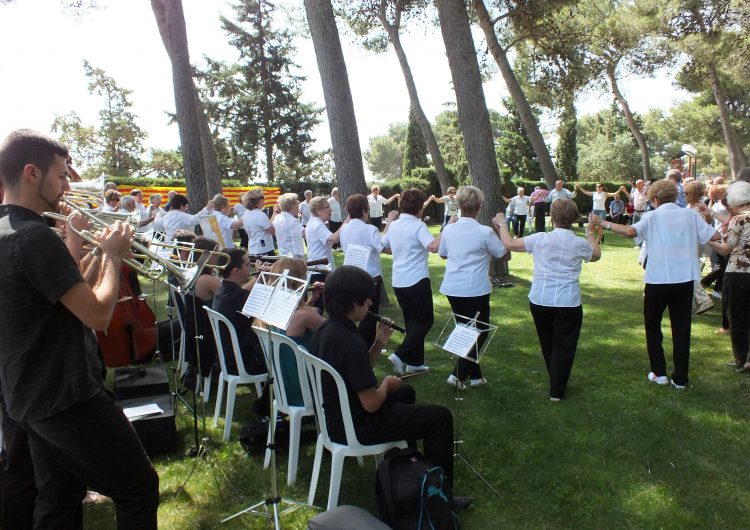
[367,185,399,231]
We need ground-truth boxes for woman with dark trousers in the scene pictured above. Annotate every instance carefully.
[497,199,600,401]
[438,186,506,389]
[381,189,443,375]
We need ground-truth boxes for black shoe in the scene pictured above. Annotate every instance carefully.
[452,495,473,511]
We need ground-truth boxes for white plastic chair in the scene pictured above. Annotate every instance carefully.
[170,286,211,403]
[299,348,407,510]
[259,331,316,486]
[204,306,266,442]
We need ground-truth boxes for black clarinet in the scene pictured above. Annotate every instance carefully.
[367,311,405,333]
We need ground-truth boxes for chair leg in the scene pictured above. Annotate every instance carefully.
[223,380,238,442]
[287,411,303,486]
[307,434,324,506]
[263,401,278,470]
[356,456,364,467]
[213,378,225,427]
[203,374,211,404]
[327,449,346,511]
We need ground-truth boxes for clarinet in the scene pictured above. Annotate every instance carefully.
[367,311,406,333]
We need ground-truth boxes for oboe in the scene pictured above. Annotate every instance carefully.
[367,311,405,333]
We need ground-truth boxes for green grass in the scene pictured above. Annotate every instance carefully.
[84,229,750,529]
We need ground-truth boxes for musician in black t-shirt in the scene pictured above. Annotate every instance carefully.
[310,266,465,501]
[0,130,158,529]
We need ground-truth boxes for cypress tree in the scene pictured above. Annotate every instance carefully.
[402,106,429,178]
[555,99,578,181]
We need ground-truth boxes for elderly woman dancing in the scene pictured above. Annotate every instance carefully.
[439,186,506,389]
[707,181,750,372]
[497,199,600,401]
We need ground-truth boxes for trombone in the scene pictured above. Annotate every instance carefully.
[44,195,229,291]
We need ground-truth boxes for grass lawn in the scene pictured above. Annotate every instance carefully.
[84,228,750,529]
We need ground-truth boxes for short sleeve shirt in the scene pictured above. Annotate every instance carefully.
[305,216,335,270]
[243,209,274,255]
[309,317,378,442]
[523,228,593,307]
[510,195,531,215]
[368,195,387,218]
[340,218,384,277]
[381,214,434,288]
[724,212,750,274]
[300,201,312,226]
[273,211,305,258]
[0,205,104,421]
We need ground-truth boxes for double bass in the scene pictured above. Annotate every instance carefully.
[96,264,157,367]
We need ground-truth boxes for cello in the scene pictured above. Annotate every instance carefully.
[96,264,158,367]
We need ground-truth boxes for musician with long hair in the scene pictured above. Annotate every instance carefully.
[0,130,159,528]
[381,188,443,375]
[439,186,506,389]
[497,199,600,401]
[340,193,388,347]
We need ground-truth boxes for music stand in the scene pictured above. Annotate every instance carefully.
[434,312,501,497]
[221,269,308,527]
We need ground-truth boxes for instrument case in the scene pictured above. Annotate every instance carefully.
[113,365,170,400]
[117,393,177,457]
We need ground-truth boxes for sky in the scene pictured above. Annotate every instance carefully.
[0,0,692,176]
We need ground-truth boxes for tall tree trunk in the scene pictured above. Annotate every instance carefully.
[257,1,275,182]
[304,0,366,205]
[607,66,652,181]
[195,92,222,196]
[152,0,208,211]
[707,61,747,177]
[473,0,558,190]
[435,0,506,276]
[378,3,451,194]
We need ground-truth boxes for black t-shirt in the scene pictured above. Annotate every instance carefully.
[211,280,265,375]
[309,316,378,442]
[0,205,104,421]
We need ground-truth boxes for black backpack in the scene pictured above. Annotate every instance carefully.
[375,448,459,530]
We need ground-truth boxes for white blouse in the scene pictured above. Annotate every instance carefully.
[340,218,384,277]
[368,194,388,217]
[381,214,434,288]
[273,211,305,258]
[305,216,335,270]
[242,209,274,255]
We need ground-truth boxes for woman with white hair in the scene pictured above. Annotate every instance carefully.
[439,186,506,389]
[707,180,750,372]
[242,188,276,256]
[367,185,399,230]
[306,195,342,270]
[502,187,531,237]
[272,192,304,259]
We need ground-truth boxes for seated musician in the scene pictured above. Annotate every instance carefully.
[211,248,267,376]
[309,266,470,509]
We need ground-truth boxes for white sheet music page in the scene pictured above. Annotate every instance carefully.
[291,229,305,258]
[263,286,303,329]
[443,323,480,358]
[241,282,275,319]
[123,403,164,421]
[343,243,371,271]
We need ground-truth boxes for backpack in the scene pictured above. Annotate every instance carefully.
[375,448,459,530]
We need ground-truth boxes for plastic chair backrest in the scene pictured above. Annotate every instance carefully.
[204,306,250,377]
[299,349,362,449]
[269,331,315,412]
[169,286,186,330]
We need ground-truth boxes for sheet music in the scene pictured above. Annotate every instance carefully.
[123,403,164,421]
[262,286,303,329]
[443,323,480,358]
[343,244,371,271]
[241,282,276,319]
[291,229,305,258]
[198,215,226,248]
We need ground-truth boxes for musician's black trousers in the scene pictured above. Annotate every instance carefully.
[393,278,434,367]
[358,276,383,349]
[530,302,582,399]
[534,204,546,232]
[1,402,37,530]
[643,281,692,386]
[356,385,454,488]
[22,391,159,530]
[447,294,490,381]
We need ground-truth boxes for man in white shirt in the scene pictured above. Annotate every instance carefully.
[272,193,305,259]
[300,190,313,227]
[327,188,342,248]
[589,179,719,390]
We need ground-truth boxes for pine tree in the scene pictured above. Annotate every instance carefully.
[402,107,429,177]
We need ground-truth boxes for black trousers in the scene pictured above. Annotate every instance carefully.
[447,294,490,381]
[358,276,382,349]
[22,391,159,530]
[328,221,342,248]
[513,214,527,237]
[533,204,546,232]
[724,273,750,365]
[530,303,583,399]
[369,216,383,231]
[1,401,36,530]
[357,385,454,488]
[643,281,693,386]
[393,278,434,366]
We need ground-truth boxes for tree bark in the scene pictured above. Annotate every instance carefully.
[195,92,222,196]
[257,1,275,182]
[435,0,507,276]
[379,3,451,194]
[607,65,652,181]
[151,0,208,211]
[707,61,747,177]
[304,0,367,205]
[472,0,558,190]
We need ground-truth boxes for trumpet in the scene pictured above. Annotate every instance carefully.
[44,195,227,291]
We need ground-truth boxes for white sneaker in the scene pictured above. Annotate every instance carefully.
[388,354,405,375]
[446,374,465,390]
[405,364,430,374]
[647,372,669,385]
[470,378,488,387]
[671,380,686,390]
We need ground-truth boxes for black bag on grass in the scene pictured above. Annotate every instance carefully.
[375,448,458,530]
